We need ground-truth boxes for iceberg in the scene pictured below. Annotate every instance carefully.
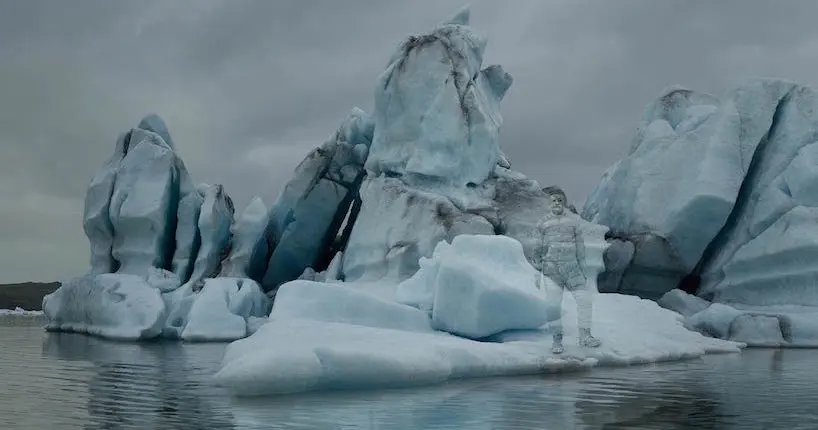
[45,116,261,341]
[585,78,818,345]
[214,235,741,396]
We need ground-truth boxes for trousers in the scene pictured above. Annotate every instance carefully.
[537,264,593,332]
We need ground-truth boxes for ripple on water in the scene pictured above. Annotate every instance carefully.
[1,317,818,429]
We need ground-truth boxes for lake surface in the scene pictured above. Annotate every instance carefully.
[2,315,817,429]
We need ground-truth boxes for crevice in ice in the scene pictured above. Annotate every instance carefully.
[313,171,366,274]
[689,88,796,296]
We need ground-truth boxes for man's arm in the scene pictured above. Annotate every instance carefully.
[574,224,586,267]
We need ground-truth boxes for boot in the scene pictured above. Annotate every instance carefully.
[551,331,565,354]
[579,328,601,348]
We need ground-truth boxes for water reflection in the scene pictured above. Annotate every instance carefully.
[0,317,816,429]
[227,368,730,429]
[42,333,235,429]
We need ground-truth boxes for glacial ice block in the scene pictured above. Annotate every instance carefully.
[108,128,180,274]
[43,274,167,340]
[181,277,269,342]
[396,234,550,339]
[364,7,512,187]
[581,79,818,301]
[259,108,374,291]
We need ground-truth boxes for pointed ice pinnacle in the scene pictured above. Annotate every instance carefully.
[445,5,471,26]
[481,65,513,101]
[137,114,175,150]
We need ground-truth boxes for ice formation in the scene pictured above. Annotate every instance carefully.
[43,274,167,339]
[45,8,759,388]
[213,234,741,396]
[659,288,818,347]
[257,108,374,291]
[364,7,512,188]
[397,235,550,338]
[586,79,818,346]
[45,116,266,341]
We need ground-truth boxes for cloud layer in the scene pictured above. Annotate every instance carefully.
[2,0,817,282]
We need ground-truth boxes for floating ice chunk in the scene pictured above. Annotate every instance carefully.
[435,235,549,338]
[43,274,166,340]
[271,280,433,333]
[658,289,711,318]
[0,307,43,316]
[685,304,743,339]
[213,291,742,396]
[728,314,787,346]
[181,278,269,342]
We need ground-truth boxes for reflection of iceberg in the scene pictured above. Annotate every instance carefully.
[225,363,728,429]
[42,333,236,429]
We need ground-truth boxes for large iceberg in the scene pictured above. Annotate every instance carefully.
[45,116,265,341]
[340,10,610,289]
[584,79,818,346]
[214,234,740,396]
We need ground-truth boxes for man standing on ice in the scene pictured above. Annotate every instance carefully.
[533,188,602,354]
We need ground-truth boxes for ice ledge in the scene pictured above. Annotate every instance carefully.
[213,289,741,396]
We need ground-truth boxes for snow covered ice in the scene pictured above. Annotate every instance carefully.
[214,234,741,396]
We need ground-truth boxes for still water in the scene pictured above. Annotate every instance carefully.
[2,315,817,430]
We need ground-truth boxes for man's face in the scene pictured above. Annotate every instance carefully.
[550,194,565,215]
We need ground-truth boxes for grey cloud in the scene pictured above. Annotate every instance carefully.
[2,0,818,281]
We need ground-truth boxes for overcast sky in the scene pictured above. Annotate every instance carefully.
[2,0,817,283]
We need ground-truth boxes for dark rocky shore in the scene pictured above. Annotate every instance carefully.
[0,282,60,311]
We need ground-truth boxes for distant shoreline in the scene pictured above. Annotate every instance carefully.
[0,282,60,311]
